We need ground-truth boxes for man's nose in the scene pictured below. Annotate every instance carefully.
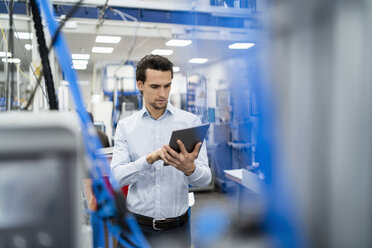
[158,87,165,97]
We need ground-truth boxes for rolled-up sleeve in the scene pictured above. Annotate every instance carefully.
[186,118,212,187]
[110,121,151,187]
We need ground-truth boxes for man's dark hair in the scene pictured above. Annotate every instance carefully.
[136,55,173,83]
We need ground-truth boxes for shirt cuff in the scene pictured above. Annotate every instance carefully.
[134,155,151,171]
[186,163,202,181]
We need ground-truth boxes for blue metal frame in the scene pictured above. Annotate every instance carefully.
[0,1,249,29]
[53,4,246,28]
[0,97,6,111]
[34,1,150,247]
[210,0,256,9]
[0,1,27,15]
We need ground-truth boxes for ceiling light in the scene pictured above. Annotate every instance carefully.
[151,49,174,56]
[2,58,20,63]
[228,42,255,49]
[0,52,12,57]
[25,44,33,51]
[72,64,87,70]
[95,35,121,43]
[72,54,90,60]
[92,47,114,54]
[64,20,77,29]
[166,39,192,47]
[189,58,208,64]
[14,32,33,40]
[73,60,88,65]
[173,66,180,72]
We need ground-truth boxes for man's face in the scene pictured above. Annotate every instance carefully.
[137,68,172,111]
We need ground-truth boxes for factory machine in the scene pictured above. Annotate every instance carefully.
[0,113,83,248]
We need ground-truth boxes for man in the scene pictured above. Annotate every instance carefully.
[110,55,211,247]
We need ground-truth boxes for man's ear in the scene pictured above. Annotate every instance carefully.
[136,80,144,92]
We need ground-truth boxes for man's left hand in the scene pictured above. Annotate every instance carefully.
[162,140,202,176]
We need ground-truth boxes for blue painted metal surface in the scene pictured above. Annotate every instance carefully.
[210,0,256,9]
[0,1,249,28]
[34,1,150,247]
[53,4,246,28]
[104,91,141,97]
[0,1,27,15]
[0,97,5,111]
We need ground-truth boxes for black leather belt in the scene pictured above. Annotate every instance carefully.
[133,211,189,231]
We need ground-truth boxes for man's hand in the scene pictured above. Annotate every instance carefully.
[162,140,202,176]
[146,148,167,164]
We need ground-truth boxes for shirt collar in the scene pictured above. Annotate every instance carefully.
[140,102,175,118]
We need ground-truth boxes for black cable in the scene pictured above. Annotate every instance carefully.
[24,77,40,110]
[16,0,81,110]
[2,0,52,110]
[96,0,109,29]
[5,0,15,110]
[9,0,15,110]
[23,0,84,110]
[48,0,84,53]
[24,74,45,110]
[25,0,84,110]
[30,0,58,110]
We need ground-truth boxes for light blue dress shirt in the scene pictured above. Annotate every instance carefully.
[110,103,211,219]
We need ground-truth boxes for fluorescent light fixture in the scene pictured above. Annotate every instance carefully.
[166,39,192,47]
[228,42,255,49]
[72,64,87,70]
[189,58,208,64]
[92,47,114,54]
[151,49,173,56]
[72,54,90,60]
[173,66,180,72]
[2,58,20,63]
[0,52,12,57]
[25,44,33,51]
[95,35,121,43]
[72,60,88,65]
[14,32,33,40]
[65,20,77,29]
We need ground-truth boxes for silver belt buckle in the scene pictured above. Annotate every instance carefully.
[152,218,165,230]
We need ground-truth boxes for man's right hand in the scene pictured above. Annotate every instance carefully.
[146,148,166,164]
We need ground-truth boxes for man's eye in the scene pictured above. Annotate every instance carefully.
[165,84,171,88]
[150,85,158,89]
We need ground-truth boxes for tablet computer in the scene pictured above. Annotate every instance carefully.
[164,123,210,166]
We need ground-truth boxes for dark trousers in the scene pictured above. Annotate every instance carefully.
[117,218,191,248]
